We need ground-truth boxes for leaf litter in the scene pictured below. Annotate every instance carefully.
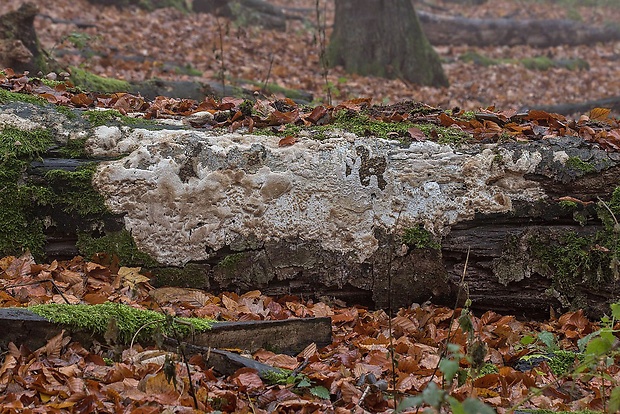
[1,251,619,412]
[2,0,620,411]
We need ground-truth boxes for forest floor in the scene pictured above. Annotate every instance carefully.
[2,0,620,112]
[2,0,620,412]
[1,252,618,413]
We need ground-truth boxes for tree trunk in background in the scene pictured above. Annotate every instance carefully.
[0,3,50,74]
[327,0,448,87]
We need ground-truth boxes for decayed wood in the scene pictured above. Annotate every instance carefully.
[163,340,286,377]
[193,318,332,354]
[0,308,332,357]
[417,10,620,47]
[533,96,620,117]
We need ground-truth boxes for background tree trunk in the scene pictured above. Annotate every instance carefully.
[327,0,448,87]
[0,3,50,73]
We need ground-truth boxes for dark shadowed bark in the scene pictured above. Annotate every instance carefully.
[327,0,448,87]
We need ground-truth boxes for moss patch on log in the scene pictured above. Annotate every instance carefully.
[29,302,213,344]
[0,126,55,258]
[150,263,209,288]
[0,88,47,106]
[402,226,441,250]
[255,109,471,144]
[76,230,158,267]
[43,164,108,215]
[70,67,131,94]
[494,188,620,311]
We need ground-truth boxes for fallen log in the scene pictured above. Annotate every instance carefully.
[3,99,620,318]
[532,96,620,117]
[417,10,620,47]
[0,308,331,356]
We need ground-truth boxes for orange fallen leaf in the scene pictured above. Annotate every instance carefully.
[278,135,297,147]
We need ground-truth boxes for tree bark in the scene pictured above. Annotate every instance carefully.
[327,0,448,87]
[417,10,620,47]
[0,3,50,73]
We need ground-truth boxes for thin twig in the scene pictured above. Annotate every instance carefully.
[315,0,331,105]
[215,17,226,94]
[129,319,162,351]
[415,246,471,414]
[6,278,71,304]
[597,196,619,227]
[261,53,275,94]
[386,209,403,407]
[152,300,199,409]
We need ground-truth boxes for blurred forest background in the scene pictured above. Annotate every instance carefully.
[2,0,619,114]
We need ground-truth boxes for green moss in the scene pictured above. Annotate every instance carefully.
[331,110,413,139]
[28,302,213,344]
[521,56,554,71]
[36,78,65,88]
[566,156,596,173]
[559,200,578,209]
[262,368,306,385]
[0,126,54,159]
[84,109,124,127]
[57,137,88,158]
[531,231,608,296]
[77,230,159,267]
[218,252,244,269]
[0,127,55,258]
[548,350,579,376]
[402,226,441,250]
[460,52,589,72]
[54,105,79,121]
[150,263,208,288]
[83,109,156,128]
[460,111,476,120]
[520,187,620,305]
[415,123,471,145]
[44,164,108,215]
[0,89,47,106]
[239,99,254,117]
[475,362,499,377]
[69,67,130,94]
[253,109,470,144]
[460,51,500,67]
[173,63,202,77]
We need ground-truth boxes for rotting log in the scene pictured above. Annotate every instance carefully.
[417,10,620,47]
[532,96,620,118]
[3,101,620,317]
[0,308,331,357]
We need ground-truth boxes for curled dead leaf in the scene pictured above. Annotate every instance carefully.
[278,135,297,147]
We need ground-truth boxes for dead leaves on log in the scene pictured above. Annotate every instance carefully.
[3,69,620,149]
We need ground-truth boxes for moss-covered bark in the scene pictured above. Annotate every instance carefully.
[327,0,448,87]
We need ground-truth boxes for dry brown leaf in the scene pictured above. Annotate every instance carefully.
[278,135,297,147]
